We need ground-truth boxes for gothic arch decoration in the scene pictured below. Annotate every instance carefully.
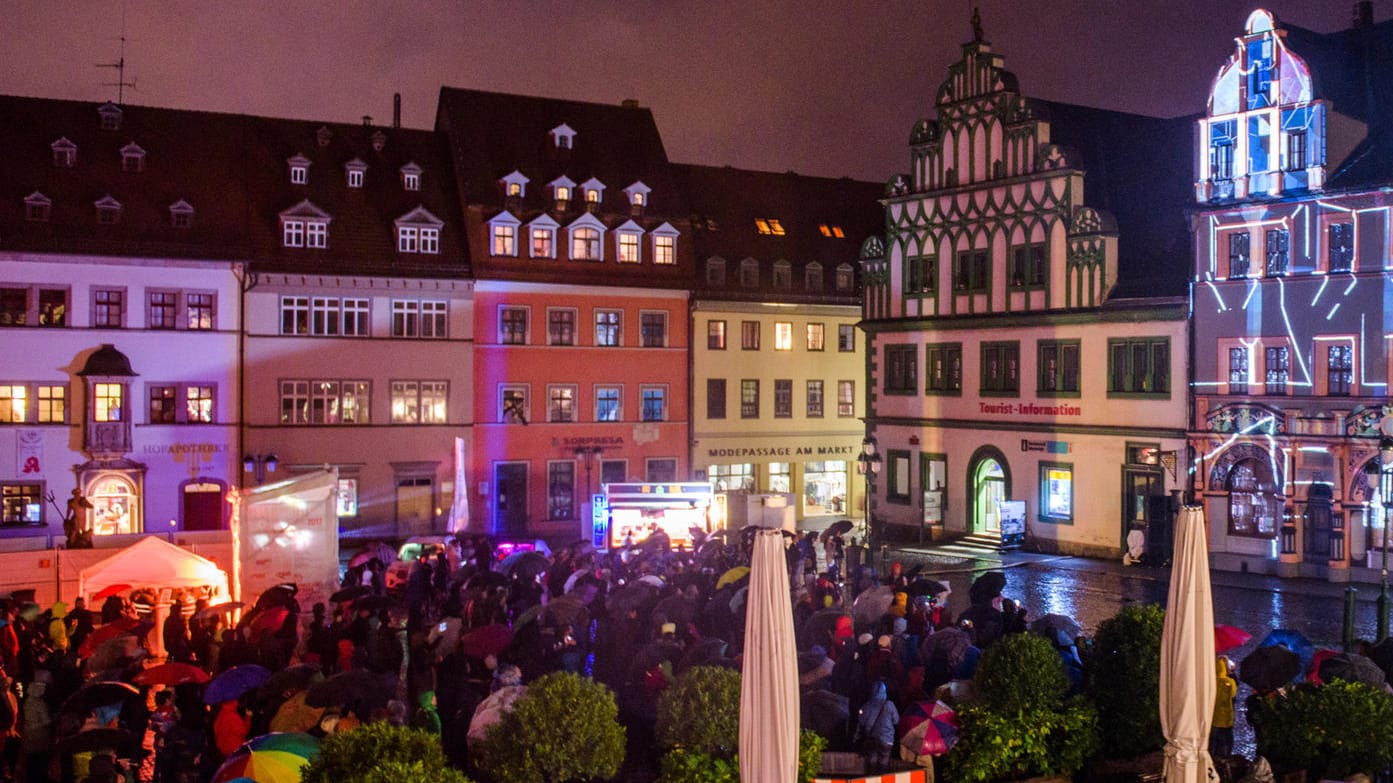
[1206,403,1286,434]
[1208,441,1285,490]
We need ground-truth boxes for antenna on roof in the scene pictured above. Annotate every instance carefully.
[96,5,136,104]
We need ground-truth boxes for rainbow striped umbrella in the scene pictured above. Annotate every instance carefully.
[211,733,320,783]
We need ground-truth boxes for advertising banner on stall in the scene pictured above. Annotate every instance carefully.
[234,468,340,611]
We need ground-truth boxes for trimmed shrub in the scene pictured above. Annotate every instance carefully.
[301,723,472,783]
[1085,604,1165,758]
[945,700,1101,783]
[656,666,741,757]
[473,671,626,783]
[1250,680,1393,779]
[656,730,826,783]
[975,630,1070,714]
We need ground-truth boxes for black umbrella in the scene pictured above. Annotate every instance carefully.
[500,550,550,579]
[1240,644,1301,691]
[968,571,1007,605]
[1029,614,1083,648]
[58,681,141,716]
[905,578,949,599]
[820,520,854,541]
[800,689,851,745]
[305,670,397,713]
[329,585,372,604]
[1368,637,1393,681]
[255,583,298,609]
[797,609,850,651]
[259,663,325,697]
[354,594,399,612]
[56,728,141,757]
[1318,652,1387,688]
[606,583,658,618]
[921,627,973,684]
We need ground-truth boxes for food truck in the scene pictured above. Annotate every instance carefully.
[592,482,724,550]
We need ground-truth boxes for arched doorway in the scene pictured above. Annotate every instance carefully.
[967,447,1010,535]
[87,474,139,535]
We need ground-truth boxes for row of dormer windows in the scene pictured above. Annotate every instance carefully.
[287,155,422,192]
[498,173,649,215]
[22,192,194,227]
[704,258,855,293]
[278,201,443,254]
[489,216,675,264]
[49,137,147,172]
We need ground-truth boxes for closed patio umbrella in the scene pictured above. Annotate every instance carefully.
[1160,506,1216,783]
[739,518,798,782]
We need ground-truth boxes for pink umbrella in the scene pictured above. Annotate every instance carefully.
[897,700,958,759]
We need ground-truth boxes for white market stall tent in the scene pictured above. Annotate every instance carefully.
[78,534,231,603]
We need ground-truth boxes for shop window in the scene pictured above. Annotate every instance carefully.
[1228,458,1279,537]
[1039,463,1073,523]
[91,476,138,535]
[769,462,790,494]
[921,455,947,526]
[710,463,754,492]
[804,461,848,516]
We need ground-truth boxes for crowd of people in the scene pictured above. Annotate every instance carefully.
[0,525,1072,783]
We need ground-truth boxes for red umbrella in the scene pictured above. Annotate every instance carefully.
[897,699,959,759]
[1214,624,1252,654]
[459,623,513,659]
[251,606,290,634]
[1307,647,1340,685]
[78,618,143,659]
[133,662,211,687]
[93,584,132,601]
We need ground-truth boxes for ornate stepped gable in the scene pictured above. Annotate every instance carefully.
[866,33,1120,321]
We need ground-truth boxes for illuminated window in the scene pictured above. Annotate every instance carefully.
[1327,345,1352,396]
[819,224,845,238]
[1,483,43,526]
[740,380,759,418]
[572,227,601,260]
[837,380,855,417]
[1228,458,1278,537]
[595,385,621,421]
[1039,463,1073,523]
[1228,347,1250,394]
[753,218,785,236]
[653,234,675,265]
[499,307,527,345]
[706,379,726,420]
[151,386,179,423]
[507,182,522,197]
[1264,346,1289,395]
[618,232,640,263]
[90,477,137,535]
[585,189,600,204]
[595,310,621,346]
[555,186,571,205]
[186,385,214,423]
[36,289,65,327]
[501,386,529,424]
[94,383,123,422]
[532,227,555,258]
[187,294,214,330]
[0,386,26,422]
[806,323,824,351]
[755,219,772,235]
[707,320,726,350]
[774,322,792,351]
[391,380,447,424]
[1329,223,1354,272]
[493,224,516,256]
[547,384,577,422]
[280,379,370,424]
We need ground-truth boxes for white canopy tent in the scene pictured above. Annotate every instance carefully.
[78,535,230,602]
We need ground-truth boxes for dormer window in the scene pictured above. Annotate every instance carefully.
[579,178,605,212]
[97,102,123,131]
[345,159,367,189]
[549,123,576,150]
[818,224,845,238]
[623,182,651,216]
[805,262,824,291]
[549,176,576,211]
[614,221,643,263]
[280,200,331,248]
[705,258,726,286]
[566,214,605,261]
[400,162,421,191]
[120,143,145,173]
[288,154,311,185]
[754,218,785,236]
[24,192,51,222]
[835,263,854,291]
[51,138,77,168]
[94,195,122,225]
[651,222,678,266]
[740,258,759,287]
[500,171,529,206]
[489,212,520,257]
[527,215,559,259]
[773,260,792,289]
[396,206,444,255]
[169,200,194,229]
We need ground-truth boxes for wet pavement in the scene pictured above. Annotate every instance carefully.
[871,540,1391,759]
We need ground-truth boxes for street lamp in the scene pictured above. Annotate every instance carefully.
[858,435,881,550]
[243,453,278,485]
[575,446,602,534]
[1365,436,1393,641]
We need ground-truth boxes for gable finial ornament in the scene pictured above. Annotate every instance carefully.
[971,6,983,43]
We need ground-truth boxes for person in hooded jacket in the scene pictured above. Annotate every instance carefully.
[20,673,51,783]
[856,679,899,772]
[46,602,68,656]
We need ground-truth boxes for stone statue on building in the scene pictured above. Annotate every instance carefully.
[64,488,94,549]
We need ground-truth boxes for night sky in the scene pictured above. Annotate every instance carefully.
[4,1,1386,182]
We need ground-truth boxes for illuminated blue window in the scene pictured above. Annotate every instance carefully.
[1210,121,1236,179]
[1246,39,1273,110]
[1248,115,1271,173]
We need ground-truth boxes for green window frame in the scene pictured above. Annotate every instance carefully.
[1009,243,1047,288]
[907,253,935,294]
[1037,339,1080,397]
[884,345,918,395]
[980,341,1020,396]
[925,343,962,395]
[887,449,912,504]
[1107,337,1170,398]
[953,249,989,293]
[1039,462,1073,524]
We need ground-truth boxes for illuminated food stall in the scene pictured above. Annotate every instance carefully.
[593,482,723,550]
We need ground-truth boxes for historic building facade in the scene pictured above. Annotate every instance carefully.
[677,165,881,528]
[862,31,1192,557]
[1187,8,1393,578]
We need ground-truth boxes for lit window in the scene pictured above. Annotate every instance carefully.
[755,218,786,236]
[508,182,522,197]
[774,322,792,351]
[493,225,517,256]
[1040,464,1074,523]
[707,320,726,350]
[1329,222,1354,272]
[837,380,855,417]
[548,309,576,346]
[186,293,214,330]
[1327,345,1352,396]
[555,186,571,204]
[595,310,621,346]
[548,385,577,422]
[392,380,448,423]
[654,235,675,265]
[2,483,44,525]
[532,228,555,258]
[185,386,214,423]
[501,386,529,424]
[94,383,123,422]
[618,232,640,263]
[0,386,26,423]
[585,189,600,204]
[595,385,621,421]
[806,323,824,351]
[755,219,771,235]
[572,227,601,260]
[641,386,667,421]
[280,380,370,424]
[741,321,759,350]
[499,307,528,345]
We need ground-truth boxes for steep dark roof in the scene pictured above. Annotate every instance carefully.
[1030,100,1194,298]
[0,94,469,278]
[672,164,882,303]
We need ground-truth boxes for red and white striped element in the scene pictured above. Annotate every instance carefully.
[812,770,928,783]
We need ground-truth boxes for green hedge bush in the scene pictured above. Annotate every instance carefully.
[301,723,473,783]
[656,666,741,757]
[945,701,1100,783]
[1249,680,1393,779]
[1085,604,1165,758]
[473,671,626,783]
[974,631,1070,714]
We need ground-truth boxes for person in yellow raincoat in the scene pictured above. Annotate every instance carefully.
[1210,655,1237,758]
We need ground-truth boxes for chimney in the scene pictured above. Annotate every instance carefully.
[621,98,640,109]
[1354,0,1374,27]
[393,93,401,129]
[362,115,372,127]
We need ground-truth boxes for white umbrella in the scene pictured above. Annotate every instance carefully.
[1160,506,1217,783]
[739,518,799,782]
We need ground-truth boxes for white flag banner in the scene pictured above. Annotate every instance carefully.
[17,430,43,477]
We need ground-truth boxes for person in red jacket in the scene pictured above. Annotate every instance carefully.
[212,700,250,759]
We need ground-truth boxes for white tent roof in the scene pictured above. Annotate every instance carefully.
[79,536,230,600]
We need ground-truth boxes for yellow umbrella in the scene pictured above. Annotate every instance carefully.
[269,693,325,735]
[716,566,750,590]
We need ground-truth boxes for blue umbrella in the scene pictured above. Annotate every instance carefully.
[204,664,272,704]
[1259,629,1315,681]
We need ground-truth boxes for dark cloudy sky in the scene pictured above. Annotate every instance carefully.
[4,1,1384,182]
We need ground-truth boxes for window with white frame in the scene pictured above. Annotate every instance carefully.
[392,299,447,338]
[345,160,366,188]
[499,307,528,345]
[288,154,310,185]
[572,227,601,260]
[617,231,641,263]
[501,386,529,424]
[595,310,621,347]
[93,289,124,329]
[283,220,305,247]
[120,143,145,173]
[640,311,667,347]
[837,380,855,417]
[420,227,439,254]
[398,227,419,253]
[547,308,576,346]
[654,234,675,265]
[52,138,76,168]
[595,385,621,421]
[493,224,517,256]
[391,380,447,423]
[281,379,370,424]
[0,383,66,424]
[305,221,327,248]
[531,227,555,258]
[548,384,577,422]
[148,383,215,424]
[400,163,421,191]
[640,385,667,421]
[292,297,371,337]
